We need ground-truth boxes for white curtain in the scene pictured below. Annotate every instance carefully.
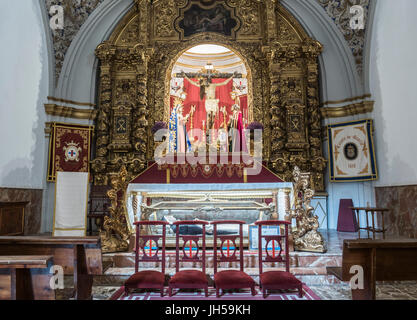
[53,171,89,236]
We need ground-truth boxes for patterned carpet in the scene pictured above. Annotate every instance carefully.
[110,285,321,300]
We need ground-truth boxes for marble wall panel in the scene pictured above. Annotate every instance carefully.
[375,185,417,239]
[0,187,43,235]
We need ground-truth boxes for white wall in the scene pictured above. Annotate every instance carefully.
[370,0,417,187]
[324,0,417,228]
[0,1,49,189]
[322,117,376,229]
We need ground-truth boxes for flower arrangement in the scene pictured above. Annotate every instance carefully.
[247,121,264,131]
[151,121,167,134]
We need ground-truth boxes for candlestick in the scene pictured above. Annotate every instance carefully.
[190,105,195,131]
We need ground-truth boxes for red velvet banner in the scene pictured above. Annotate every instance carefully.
[47,123,94,182]
[129,161,284,184]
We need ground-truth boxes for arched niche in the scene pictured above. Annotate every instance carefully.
[166,43,252,124]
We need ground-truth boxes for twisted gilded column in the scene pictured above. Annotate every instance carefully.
[132,45,151,166]
[92,41,116,185]
[302,39,326,191]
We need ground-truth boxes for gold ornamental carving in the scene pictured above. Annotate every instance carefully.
[100,166,132,253]
[91,0,328,244]
[321,100,374,118]
[287,166,326,253]
[47,96,96,107]
[44,103,97,120]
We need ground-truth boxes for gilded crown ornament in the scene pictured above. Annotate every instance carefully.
[63,141,81,162]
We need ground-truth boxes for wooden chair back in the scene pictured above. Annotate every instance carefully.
[211,220,245,274]
[133,220,168,274]
[172,220,208,273]
[254,220,290,274]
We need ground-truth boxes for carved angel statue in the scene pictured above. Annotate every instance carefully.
[288,166,326,252]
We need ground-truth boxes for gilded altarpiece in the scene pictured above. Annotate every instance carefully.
[91,0,326,250]
[92,0,325,187]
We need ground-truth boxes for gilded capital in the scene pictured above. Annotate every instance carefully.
[95,41,116,64]
[301,38,323,60]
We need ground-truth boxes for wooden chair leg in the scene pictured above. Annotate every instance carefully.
[216,287,220,298]
[205,286,209,297]
[298,285,303,298]
[263,289,267,299]
[160,286,164,297]
[251,285,256,296]
[168,286,173,297]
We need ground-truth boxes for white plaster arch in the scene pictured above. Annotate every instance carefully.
[282,0,364,103]
[55,0,134,103]
[362,0,377,95]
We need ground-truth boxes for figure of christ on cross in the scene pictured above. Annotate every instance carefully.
[181,71,237,132]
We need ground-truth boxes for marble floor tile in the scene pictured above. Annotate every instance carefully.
[89,282,417,300]
[309,282,417,300]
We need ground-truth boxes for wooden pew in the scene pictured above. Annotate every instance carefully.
[0,236,102,300]
[327,239,417,300]
[0,256,53,300]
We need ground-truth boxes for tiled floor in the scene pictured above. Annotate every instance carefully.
[89,282,417,300]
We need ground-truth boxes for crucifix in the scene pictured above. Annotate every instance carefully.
[176,67,242,135]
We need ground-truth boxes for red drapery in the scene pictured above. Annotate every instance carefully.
[170,78,248,145]
[129,161,284,184]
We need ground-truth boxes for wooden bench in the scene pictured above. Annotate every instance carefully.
[0,236,102,300]
[327,239,417,300]
[0,255,53,300]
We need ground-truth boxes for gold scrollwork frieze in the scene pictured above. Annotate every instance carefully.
[321,100,374,119]
[44,103,97,120]
[47,96,96,107]
[321,94,372,106]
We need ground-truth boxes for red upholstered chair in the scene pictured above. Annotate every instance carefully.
[212,220,256,298]
[124,220,168,297]
[255,220,303,298]
[168,220,209,297]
